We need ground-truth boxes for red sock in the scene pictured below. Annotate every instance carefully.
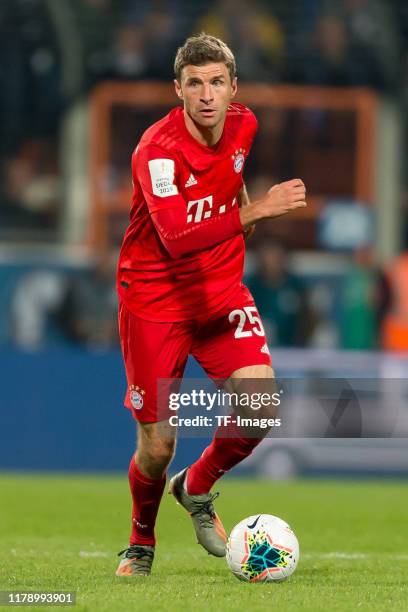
[128,455,166,546]
[186,425,262,495]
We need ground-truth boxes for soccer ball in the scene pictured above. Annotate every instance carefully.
[226,514,299,583]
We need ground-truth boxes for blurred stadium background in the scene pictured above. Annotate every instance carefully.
[1,0,408,476]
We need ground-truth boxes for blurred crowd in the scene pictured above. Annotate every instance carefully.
[1,0,406,238]
[5,234,406,353]
[1,0,408,352]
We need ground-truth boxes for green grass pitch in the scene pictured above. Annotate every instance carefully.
[1,474,407,611]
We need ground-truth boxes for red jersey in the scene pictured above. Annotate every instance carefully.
[117,103,258,322]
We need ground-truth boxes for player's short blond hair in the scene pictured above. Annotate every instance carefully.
[174,33,236,82]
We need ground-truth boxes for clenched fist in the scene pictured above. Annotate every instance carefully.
[239,179,307,231]
[260,179,307,219]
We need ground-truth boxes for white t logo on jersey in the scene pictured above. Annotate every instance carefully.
[187,196,213,222]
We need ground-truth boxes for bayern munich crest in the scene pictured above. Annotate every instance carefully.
[232,148,246,173]
[129,384,145,410]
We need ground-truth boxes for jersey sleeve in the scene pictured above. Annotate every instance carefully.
[134,143,244,259]
[133,144,183,213]
[246,109,258,147]
[151,204,243,259]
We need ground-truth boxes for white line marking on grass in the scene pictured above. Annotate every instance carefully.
[10,548,37,555]
[318,553,368,559]
[10,549,111,558]
[304,552,408,560]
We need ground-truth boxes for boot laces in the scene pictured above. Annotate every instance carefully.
[190,492,220,528]
[117,545,154,562]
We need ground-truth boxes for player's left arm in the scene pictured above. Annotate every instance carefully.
[237,183,255,240]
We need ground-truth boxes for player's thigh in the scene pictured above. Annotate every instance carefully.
[191,288,272,381]
[192,291,277,420]
[119,301,193,423]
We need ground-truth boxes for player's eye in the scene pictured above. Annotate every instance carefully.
[213,79,224,86]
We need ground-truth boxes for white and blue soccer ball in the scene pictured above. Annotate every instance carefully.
[226,514,299,583]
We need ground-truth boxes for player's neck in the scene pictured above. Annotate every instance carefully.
[183,110,224,147]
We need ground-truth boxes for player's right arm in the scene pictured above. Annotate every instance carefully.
[239,180,307,229]
[135,144,244,259]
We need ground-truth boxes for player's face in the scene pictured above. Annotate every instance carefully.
[175,62,237,130]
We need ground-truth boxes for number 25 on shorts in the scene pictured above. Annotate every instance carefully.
[228,306,265,338]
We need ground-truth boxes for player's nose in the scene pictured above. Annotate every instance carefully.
[200,84,214,103]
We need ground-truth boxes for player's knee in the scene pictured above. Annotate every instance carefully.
[137,437,175,476]
[259,400,278,420]
[231,377,279,421]
[153,438,175,466]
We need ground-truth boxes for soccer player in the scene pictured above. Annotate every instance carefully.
[115,33,306,576]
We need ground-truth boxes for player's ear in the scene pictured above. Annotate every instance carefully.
[174,79,183,100]
[231,77,237,99]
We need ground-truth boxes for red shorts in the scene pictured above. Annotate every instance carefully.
[118,285,272,423]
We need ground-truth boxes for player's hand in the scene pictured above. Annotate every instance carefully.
[259,179,307,219]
